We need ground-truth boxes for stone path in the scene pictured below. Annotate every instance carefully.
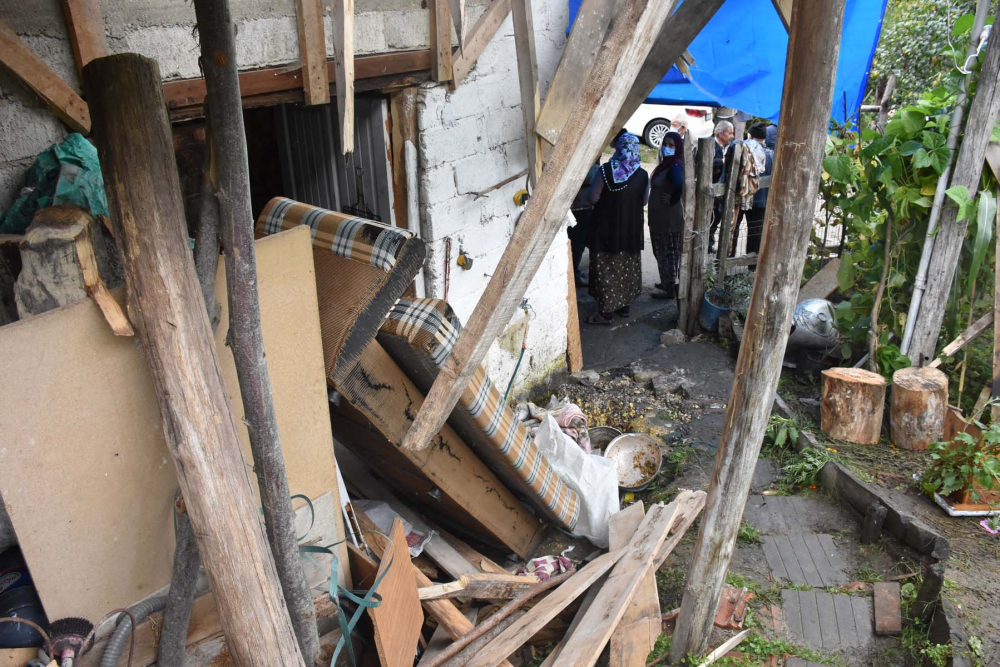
[785,659,828,667]
[780,589,873,651]
[761,533,849,587]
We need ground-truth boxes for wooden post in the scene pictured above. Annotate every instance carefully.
[331,0,355,152]
[681,137,714,336]
[906,1,1000,365]
[450,0,510,88]
[566,245,583,372]
[294,0,330,105]
[399,0,699,452]
[890,367,947,450]
[82,53,305,667]
[429,0,454,82]
[61,0,109,79]
[716,147,742,271]
[191,0,320,662]
[994,201,1000,422]
[820,368,887,445]
[512,0,541,186]
[676,129,697,302]
[668,0,847,660]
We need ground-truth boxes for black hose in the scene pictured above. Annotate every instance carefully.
[99,596,168,667]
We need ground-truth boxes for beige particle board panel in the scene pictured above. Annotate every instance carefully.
[0,225,348,622]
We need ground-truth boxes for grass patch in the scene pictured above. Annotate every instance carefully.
[737,521,761,545]
[694,632,841,667]
[853,566,883,583]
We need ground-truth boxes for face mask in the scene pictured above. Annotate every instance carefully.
[661,146,675,157]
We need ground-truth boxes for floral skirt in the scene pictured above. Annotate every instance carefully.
[588,250,642,313]
[650,230,681,288]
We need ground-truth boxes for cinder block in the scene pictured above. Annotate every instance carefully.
[384,9,430,49]
[351,13,389,54]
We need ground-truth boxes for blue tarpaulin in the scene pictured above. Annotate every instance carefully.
[567,0,888,122]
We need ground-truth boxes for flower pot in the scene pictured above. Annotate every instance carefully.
[699,290,731,332]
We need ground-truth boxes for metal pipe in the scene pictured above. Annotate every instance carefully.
[901,0,992,355]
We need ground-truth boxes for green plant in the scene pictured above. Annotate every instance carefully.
[920,412,1000,501]
[645,634,671,665]
[921,643,952,667]
[853,566,883,583]
[782,447,838,488]
[737,521,760,545]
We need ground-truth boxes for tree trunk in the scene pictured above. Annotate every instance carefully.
[157,496,203,667]
[890,367,948,451]
[681,137,714,337]
[82,53,305,667]
[821,367,887,445]
[668,1,847,660]
[906,1,1000,365]
[191,1,319,663]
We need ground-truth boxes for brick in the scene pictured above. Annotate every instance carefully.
[874,582,902,636]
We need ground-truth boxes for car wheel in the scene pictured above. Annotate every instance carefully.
[643,119,670,147]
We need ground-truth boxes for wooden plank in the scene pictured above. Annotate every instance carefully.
[928,310,993,367]
[851,596,873,642]
[0,18,90,133]
[669,0,847,659]
[464,549,626,667]
[653,489,706,569]
[681,137,715,335]
[535,0,616,147]
[986,142,1000,182]
[995,194,1000,421]
[609,502,660,667]
[399,0,688,453]
[429,0,454,81]
[390,87,418,231]
[874,582,902,636]
[815,590,839,649]
[797,257,841,302]
[331,0,354,150]
[61,0,109,78]
[695,629,750,667]
[161,49,431,119]
[75,231,133,336]
[295,0,330,105]
[551,503,679,667]
[511,0,541,185]
[833,593,860,647]
[771,0,792,31]
[370,519,423,667]
[449,0,467,49]
[566,244,583,371]
[435,526,508,574]
[451,0,511,87]
[418,573,540,600]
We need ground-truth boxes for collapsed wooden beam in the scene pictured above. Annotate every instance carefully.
[0,18,90,133]
[295,0,330,105]
[330,0,355,151]
[511,0,541,185]
[429,0,454,81]
[61,0,109,79]
[400,0,691,453]
[82,52,305,666]
[451,0,511,87]
[668,0,848,660]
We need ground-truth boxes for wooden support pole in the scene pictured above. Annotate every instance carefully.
[676,128,697,302]
[668,0,847,660]
[681,137,714,336]
[331,0,355,152]
[716,147,742,271]
[451,0,510,87]
[993,202,1000,422]
[295,0,330,105]
[449,0,466,49]
[566,244,583,372]
[0,18,90,133]
[511,0,541,186]
[770,0,792,31]
[61,0,109,79]
[400,0,693,453]
[82,53,305,667]
[907,1,1000,365]
[191,0,319,662]
[429,0,454,82]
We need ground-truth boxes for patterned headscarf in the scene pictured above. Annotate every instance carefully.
[609,133,641,184]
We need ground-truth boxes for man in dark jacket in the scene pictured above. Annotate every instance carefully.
[708,120,735,253]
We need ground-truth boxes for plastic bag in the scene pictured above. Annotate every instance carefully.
[534,414,619,547]
[353,500,435,558]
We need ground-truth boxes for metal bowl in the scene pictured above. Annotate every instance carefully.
[604,433,663,491]
[588,426,622,452]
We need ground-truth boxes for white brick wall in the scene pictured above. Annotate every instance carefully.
[416,0,570,395]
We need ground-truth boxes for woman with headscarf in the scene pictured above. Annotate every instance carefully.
[585,132,649,324]
[648,131,685,299]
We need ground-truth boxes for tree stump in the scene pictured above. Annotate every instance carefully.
[891,366,948,451]
[820,368,887,444]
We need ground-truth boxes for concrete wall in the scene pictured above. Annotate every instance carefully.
[416,0,571,393]
[0,0,572,394]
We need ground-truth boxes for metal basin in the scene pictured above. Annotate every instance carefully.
[604,433,663,491]
[588,426,622,452]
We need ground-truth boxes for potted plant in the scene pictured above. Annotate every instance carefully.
[921,411,1000,508]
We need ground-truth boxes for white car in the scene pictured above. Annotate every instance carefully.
[624,104,716,147]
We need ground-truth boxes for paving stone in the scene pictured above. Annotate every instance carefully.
[785,659,827,667]
[761,533,849,587]
[874,582,902,636]
[780,589,873,651]
[742,494,848,534]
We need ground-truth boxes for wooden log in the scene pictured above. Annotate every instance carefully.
[890,366,947,451]
[451,0,510,87]
[681,137,714,336]
[82,52,305,667]
[511,0,541,185]
[428,0,454,82]
[294,0,330,105]
[820,368,887,445]
[668,1,848,660]
[676,129,697,302]
[417,573,539,600]
[192,0,320,660]
[860,503,887,545]
[330,0,354,151]
[906,1,1000,365]
[61,0,109,79]
[0,18,90,133]
[399,0,694,452]
[716,147,742,266]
